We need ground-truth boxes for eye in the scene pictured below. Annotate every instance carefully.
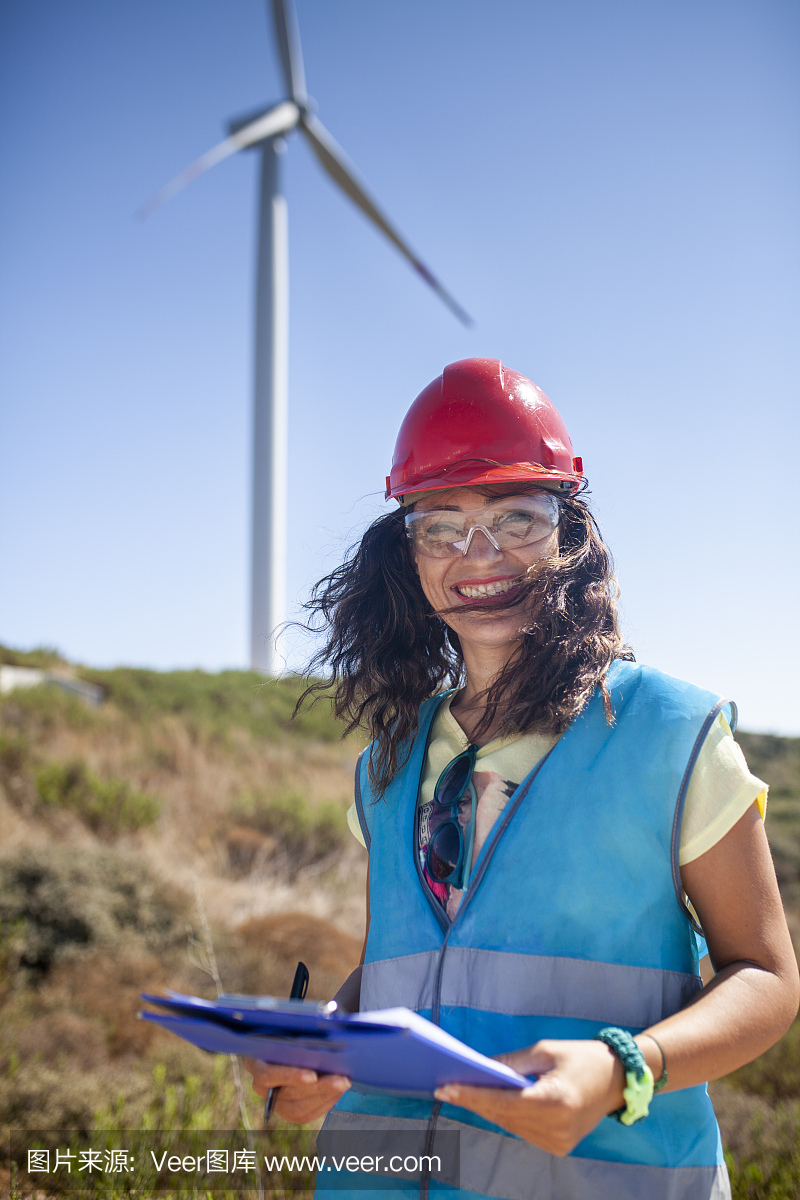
[496,510,532,529]
[494,510,538,537]
[492,495,559,540]
[423,519,463,541]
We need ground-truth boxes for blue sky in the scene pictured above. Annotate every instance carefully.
[1,0,798,732]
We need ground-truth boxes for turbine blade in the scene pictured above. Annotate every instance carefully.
[139,101,300,219]
[270,0,307,103]
[301,114,472,326]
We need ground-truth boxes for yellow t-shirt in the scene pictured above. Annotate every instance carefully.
[346,695,767,881]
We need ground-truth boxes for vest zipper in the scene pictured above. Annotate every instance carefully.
[408,696,451,1200]
[412,695,452,937]
[428,740,560,1024]
[418,741,560,1199]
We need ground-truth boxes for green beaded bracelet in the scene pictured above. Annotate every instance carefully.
[595,1027,654,1126]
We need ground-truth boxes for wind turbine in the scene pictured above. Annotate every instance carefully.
[141,0,470,675]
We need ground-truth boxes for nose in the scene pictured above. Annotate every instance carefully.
[455,524,503,559]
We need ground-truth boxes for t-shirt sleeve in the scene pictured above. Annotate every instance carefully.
[347,800,368,850]
[679,711,768,865]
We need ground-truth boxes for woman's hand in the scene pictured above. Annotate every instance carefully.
[435,1039,625,1157]
[244,1059,351,1124]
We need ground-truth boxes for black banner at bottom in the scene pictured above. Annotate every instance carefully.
[7,1127,461,1194]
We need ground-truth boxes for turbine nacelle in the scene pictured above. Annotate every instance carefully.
[227,99,311,146]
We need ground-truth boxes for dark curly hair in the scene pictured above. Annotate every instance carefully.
[298,491,633,795]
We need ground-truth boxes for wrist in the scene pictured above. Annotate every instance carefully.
[597,1042,627,1112]
[635,1033,669,1092]
[594,1027,655,1125]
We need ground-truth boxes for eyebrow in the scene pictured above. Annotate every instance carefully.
[415,498,531,514]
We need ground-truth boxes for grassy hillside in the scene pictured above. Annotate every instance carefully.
[737,732,800,945]
[0,650,367,1197]
[0,647,798,1198]
[707,731,800,1196]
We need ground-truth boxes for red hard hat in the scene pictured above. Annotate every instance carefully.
[385,358,584,501]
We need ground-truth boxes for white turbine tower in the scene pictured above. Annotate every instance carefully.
[141,0,470,675]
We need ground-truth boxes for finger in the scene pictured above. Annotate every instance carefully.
[434,1083,539,1119]
[279,1075,351,1102]
[495,1043,556,1075]
[250,1067,319,1093]
[246,1062,318,1095]
[245,1055,317,1077]
[276,1076,351,1122]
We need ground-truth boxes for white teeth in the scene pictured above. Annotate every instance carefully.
[457,577,520,599]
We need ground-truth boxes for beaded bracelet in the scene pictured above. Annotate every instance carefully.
[594,1027,654,1125]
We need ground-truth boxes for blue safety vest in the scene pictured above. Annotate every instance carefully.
[317,660,734,1200]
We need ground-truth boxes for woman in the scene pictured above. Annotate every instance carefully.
[247,358,798,1200]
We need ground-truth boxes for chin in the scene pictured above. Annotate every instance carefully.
[450,616,525,648]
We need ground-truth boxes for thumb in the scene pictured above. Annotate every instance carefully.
[496,1041,558,1077]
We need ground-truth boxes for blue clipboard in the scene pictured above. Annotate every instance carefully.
[140,991,531,1097]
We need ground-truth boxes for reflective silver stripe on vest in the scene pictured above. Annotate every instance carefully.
[362,948,702,1029]
[319,1110,732,1200]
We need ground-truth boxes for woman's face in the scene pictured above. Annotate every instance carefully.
[409,486,560,656]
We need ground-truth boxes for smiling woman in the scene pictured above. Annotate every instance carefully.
[406,489,560,601]
[246,358,798,1200]
[402,482,627,746]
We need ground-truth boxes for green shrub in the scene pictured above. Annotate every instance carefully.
[78,665,350,743]
[725,1112,800,1199]
[0,642,66,669]
[0,732,35,809]
[0,682,98,732]
[0,732,29,776]
[725,1017,800,1101]
[232,791,348,867]
[0,846,186,978]
[35,760,160,835]
[0,916,26,999]
[1,643,360,745]
[737,733,800,805]
[727,1153,800,1200]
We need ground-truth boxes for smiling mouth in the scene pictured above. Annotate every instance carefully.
[454,576,523,600]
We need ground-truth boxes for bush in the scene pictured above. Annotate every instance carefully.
[0,846,186,979]
[78,665,349,743]
[35,760,160,835]
[713,1086,800,1199]
[0,682,98,733]
[737,733,800,805]
[231,791,348,869]
[724,1017,800,1102]
[727,1150,800,1200]
[0,731,29,776]
[0,642,66,669]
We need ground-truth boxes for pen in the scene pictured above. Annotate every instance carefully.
[263,960,309,1124]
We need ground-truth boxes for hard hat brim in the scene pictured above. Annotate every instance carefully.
[386,459,584,503]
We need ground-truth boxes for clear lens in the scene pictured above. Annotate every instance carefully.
[406,493,560,558]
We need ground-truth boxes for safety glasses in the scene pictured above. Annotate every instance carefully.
[405,493,560,559]
[424,744,478,891]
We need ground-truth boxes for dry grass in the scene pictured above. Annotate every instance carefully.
[0,662,367,1188]
[1,651,799,1197]
[0,676,367,934]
